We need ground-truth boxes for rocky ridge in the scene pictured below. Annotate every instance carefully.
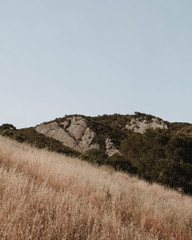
[35,114,168,155]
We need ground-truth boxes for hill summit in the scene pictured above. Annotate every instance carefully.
[35,113,168,155]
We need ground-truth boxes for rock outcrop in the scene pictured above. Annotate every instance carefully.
[105,138,120,156]
[126,117,168,134]
[35,116,100,153]
[35,114,169,154]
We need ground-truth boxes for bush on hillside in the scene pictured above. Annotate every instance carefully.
[1,129,24,142]
[80,149,107,165]
[0,124,16,130]
[105,153,137,174]
[120,129,192,193]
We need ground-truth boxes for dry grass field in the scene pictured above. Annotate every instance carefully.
[0,136,192,240]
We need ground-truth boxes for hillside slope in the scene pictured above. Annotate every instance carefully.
[0,136,192,240]
[1,112,192,194]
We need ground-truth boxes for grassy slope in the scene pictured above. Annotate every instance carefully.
[0,136,192,240]
[1,113,192,195]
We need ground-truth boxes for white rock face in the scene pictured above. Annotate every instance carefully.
[35,116,100,153]
[65,117,87,140]
[105,138,120,156]
[125,117,168,134]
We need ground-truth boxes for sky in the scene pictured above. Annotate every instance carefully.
[0,0,192,128]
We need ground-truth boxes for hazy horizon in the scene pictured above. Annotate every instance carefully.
[1,1,192,128]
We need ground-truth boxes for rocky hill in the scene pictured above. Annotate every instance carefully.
[35,113,169,156]
[1,112,192,194]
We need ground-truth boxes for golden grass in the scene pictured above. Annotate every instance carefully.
[0,136,192,240]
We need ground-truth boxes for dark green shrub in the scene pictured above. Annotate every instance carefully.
[2,129,14,137]
[0,124,16,130]
[153,158,192,193]
[106,153,136,174]
[80,149,107,165]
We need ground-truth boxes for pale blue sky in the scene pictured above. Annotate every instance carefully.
[0,0,192,128]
